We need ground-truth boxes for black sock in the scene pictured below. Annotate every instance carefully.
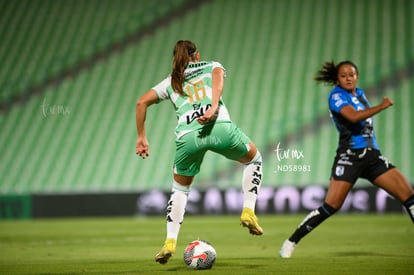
[403,194,414,223]
[289,203,337,244]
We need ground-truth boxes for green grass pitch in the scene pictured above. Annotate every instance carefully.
[0,214,413,274]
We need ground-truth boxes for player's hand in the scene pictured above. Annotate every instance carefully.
[381,96,393,109]
[197,106,219,125]
[136,136,149,159]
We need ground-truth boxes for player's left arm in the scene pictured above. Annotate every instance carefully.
[135,89,159,158]
[340,96,393,123]
[197,67,224,124]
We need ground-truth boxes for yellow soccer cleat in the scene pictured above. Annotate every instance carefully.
[240,208,264,235]
[155,238,176,264]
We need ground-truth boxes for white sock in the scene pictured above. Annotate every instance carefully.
[166,181,191,240]
[242,151,262,211]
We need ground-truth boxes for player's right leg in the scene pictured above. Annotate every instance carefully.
[238,143,264,235]
[279,179,351,258]
[202,122,264,236]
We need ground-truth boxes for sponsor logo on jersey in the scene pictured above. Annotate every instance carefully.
[186,104,212,124]
[352,97,360,104]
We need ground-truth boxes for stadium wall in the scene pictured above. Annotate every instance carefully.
[1,185,410,219]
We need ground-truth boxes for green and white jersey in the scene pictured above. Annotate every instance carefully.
[152,61,231,138]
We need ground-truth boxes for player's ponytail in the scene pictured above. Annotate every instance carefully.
[171,40,197,95]
[314,60,337,85]
[314,60,358,86]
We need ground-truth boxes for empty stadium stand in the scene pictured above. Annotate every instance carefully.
[0,0,413,195]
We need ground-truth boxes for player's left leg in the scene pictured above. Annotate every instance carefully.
[155,131,203,264]
[155,174,193,264]
[373,168,414,223]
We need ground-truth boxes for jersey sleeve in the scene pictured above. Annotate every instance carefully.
[329,91,351,113]
[151,76,171,101]
[211,61,226,77]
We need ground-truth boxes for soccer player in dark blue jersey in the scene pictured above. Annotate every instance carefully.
[279,60,414,258]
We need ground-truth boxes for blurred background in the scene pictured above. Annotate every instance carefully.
[0,0,413,217]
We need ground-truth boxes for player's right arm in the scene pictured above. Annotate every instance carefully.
[197,67,224,125]
[135,89,159,158]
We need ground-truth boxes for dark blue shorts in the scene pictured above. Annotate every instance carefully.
[330,148,395,183]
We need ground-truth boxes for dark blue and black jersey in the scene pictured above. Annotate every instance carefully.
[328,85,379,150]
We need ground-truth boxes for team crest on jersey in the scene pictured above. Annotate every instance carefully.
[335,165,344,176]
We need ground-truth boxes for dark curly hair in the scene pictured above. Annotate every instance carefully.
[314,60,358,85]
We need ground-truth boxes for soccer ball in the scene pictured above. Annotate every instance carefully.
[183,240,216,270]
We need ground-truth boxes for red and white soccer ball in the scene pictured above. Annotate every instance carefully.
[184,240,216,270]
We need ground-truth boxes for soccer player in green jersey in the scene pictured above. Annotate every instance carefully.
[135,40,264,264]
